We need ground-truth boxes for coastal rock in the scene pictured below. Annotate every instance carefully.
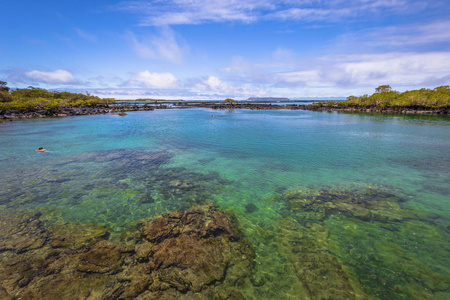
[0,105,112,121]
[0,211,47,254]
[136,204,253,294]
[0,204,254,299]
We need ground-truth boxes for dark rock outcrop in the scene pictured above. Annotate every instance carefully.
[0,105,112,121]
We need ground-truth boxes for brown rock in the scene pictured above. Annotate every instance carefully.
[0,204,254,299]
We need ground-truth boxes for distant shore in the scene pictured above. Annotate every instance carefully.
[174,102,449,115]
[1,102,448,122]
[298,104,449,115]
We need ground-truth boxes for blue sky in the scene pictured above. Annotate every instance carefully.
[1,0,449,99]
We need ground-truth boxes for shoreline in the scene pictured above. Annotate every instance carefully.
[0,103,170,122]
[1,102,448,122]
[299,104,450,115]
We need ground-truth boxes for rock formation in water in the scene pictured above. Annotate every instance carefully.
[0,204,255,299]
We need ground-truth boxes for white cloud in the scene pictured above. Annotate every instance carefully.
[24,69,76,84]
[194,75,266,96]
[195,76,234,93]
[266,7,350,22]
[116,0,427,26]
[126,27,185,63]
[127,71,179,88]
[74,28,97,42]
[360,20,450,47]
[272,47,296,63]
[117,0,273,26]
[273,52,450,88]
[219,50,450,97]
[335,52,450,86]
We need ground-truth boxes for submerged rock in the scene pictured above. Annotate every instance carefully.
[0,204,254,299]
[245,203,258,213]
[277,219,359,299]
[279,186,408,223]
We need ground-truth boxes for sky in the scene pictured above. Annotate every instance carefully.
[1,0,450,100]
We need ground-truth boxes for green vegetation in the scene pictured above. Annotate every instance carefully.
[312,100,340,107]
[224,98,236,105]
[340,85,450,108]
[0,83,114,110]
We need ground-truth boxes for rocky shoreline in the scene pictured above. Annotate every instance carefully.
[0,104,170,122]
[299,104,450,115]
[177,102,449,115]
[1,102,448,122]
[0,105,111,121]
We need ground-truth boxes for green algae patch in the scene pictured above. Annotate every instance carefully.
[272,185,450,299]
[0,148,234,235]
[276,219,365,299]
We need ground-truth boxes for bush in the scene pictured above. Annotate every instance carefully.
[340,86,450,108]
[0,86,115,110]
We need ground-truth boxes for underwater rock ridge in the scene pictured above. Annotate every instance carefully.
[279,186,409,223]
[0,204,254,299]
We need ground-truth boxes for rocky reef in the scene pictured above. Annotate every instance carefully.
[276,219,360,300]
[277,186,409,223]
[272,186,450,299]
[0,204,254,299]
[0,148,234,231]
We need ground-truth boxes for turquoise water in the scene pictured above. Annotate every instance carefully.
[0,109,449,299]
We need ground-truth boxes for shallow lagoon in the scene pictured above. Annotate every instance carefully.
[0,109,449,299]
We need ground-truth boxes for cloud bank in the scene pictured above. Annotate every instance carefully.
[117,0,427,26]
[8,69,78,85]
[126,71,179,88]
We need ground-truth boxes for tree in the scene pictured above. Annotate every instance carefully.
[0,81,10,92]
[224,98,236,105]
[375,85,392,93]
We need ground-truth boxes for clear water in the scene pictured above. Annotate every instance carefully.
[0,109,449,299]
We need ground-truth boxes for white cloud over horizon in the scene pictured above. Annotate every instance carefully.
[221,49,450,90]
[274,52,450,88]
[23,69,77,84]
[126,71,179,88]
[194,76,266,96]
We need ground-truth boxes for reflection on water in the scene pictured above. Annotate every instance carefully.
[0,109,449,299]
